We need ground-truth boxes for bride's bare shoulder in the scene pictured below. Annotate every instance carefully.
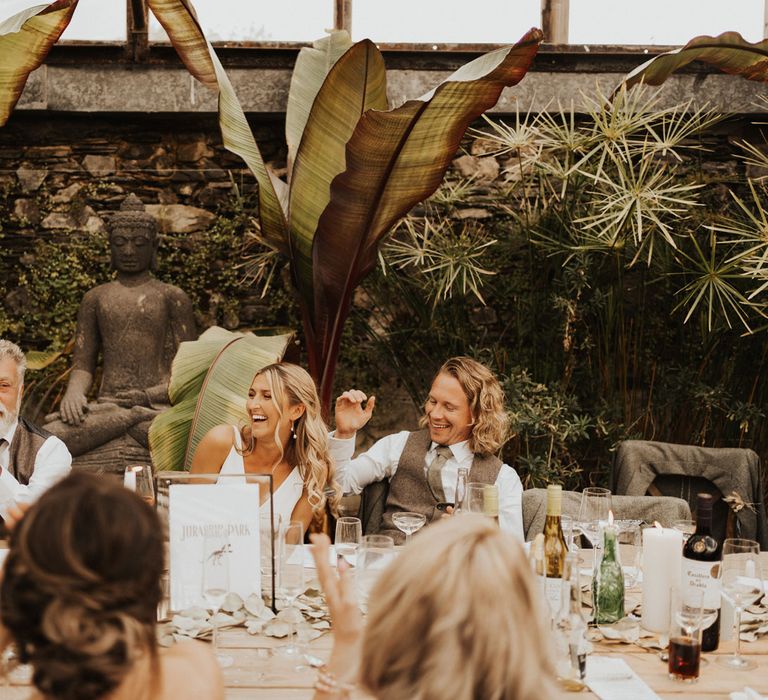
[159,641,224,699]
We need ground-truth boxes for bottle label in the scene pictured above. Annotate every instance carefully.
[682,557,721,610]
[541,575,563,616]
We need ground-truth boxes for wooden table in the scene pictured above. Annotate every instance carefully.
[4,554,768,700]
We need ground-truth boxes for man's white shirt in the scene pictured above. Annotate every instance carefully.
[329,430,524,541]
[0,420,72,519]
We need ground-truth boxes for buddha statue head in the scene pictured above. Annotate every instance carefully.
[108,194,159,275]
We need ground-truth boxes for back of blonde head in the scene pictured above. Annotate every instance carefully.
[361,515,557,700]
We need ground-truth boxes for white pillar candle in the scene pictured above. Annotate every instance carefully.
[124,467,137,492]
[641,525,682,633]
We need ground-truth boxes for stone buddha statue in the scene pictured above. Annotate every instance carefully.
[45,193,197,473]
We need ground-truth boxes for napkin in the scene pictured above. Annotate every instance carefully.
[729,688,766,700]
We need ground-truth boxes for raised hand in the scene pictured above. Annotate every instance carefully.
[334,390,375,439]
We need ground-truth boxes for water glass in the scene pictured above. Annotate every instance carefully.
[335,516,362,567]
[717,538,763,671]
[464,483,500,525]
[668,587,704,682]
[357,534,395,612]
[124,464,155,507]
[616,522,641,588]
[277,522,306,659]
[672,519,696,544]
[201,535,233,667]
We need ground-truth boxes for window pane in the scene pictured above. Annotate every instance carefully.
[352,0,540,44]
[149,0,333,43]
[0,0,126,41]
[570,0,764,45]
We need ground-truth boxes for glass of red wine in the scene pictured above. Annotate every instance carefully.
[668,588,704,682]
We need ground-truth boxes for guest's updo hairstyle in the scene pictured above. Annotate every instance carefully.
[0,472,163,700]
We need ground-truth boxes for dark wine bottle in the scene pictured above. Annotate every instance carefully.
[681,493,722,652]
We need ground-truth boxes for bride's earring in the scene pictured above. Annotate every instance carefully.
[291,421,297,440]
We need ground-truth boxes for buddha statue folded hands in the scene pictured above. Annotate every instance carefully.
[44,194,197,474]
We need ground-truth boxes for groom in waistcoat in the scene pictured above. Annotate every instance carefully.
[0,340,71,523]
[331,356,523,543]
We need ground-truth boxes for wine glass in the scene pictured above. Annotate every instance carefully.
[717,538,763,670]
[201,535,233,668]
[124,465,155,507]
[391,511,427,544]
[617,521,641,588]
[335,516,362,567]
[576,487,611,547]
[277,522,306,659]
[464,483,500,525]
[672,519,696,544]
[357,534,394,613]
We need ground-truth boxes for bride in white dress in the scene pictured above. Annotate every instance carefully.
[190,363,337,532]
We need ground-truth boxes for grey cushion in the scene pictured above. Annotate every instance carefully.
[522,488,691,541]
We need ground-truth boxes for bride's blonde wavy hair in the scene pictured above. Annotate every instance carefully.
[239,362,339,522]
[0,473,163,700]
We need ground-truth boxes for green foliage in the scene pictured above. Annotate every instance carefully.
[338,85,768,487]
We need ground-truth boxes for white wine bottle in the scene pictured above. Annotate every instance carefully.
[540,484,569,618]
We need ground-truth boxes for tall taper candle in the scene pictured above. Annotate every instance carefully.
[641,524,682,633]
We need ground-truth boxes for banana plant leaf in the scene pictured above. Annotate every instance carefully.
[310,28,543,403]
[285,30,354,179]
[25,337,72,370]
[288,38,388,324]
[148,327,293,471]
[621,31,768,92]
[146,0,289,253]
[0,0,78,127]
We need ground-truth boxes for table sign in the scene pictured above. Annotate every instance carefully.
[155,472,276,612]
[641,523,682,633]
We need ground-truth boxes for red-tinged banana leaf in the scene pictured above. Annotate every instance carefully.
[310,28,543,404]
[288,39,388,328]
[285,30,354,180]
[0,0,78,127]
[146,0,289,254]
[621,31,768,92]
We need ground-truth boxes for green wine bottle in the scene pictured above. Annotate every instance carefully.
[592,522,624,624]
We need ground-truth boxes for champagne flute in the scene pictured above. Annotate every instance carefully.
[335,516,362,567]
[716,538,763,671]
[391,511,426,544]
[277,522,305,659]
[201,535,233,668]
[124,465,155,507]
[577,487,611,547]
[464,483,500,525]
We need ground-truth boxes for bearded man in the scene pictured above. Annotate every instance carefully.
[0,340,71,520]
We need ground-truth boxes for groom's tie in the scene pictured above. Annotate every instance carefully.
[427,445,452,502]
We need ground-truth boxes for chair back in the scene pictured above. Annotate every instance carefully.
[357,479,390,536]
[612,440,767,548]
